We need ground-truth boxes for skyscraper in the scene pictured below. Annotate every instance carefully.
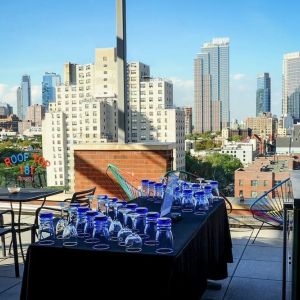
[17,75,31,120]
[194,38,230,133]
[282,52,300,117]
[42,72,61,111]
[256,73,271,116]
[17,87,22,119]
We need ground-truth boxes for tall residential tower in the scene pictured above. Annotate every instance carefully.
[256,73,271,116]
[283,52,300,118]
[17,75,32,120]
[194,38,230,133]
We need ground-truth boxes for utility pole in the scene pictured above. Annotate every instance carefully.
[116,0,127,143]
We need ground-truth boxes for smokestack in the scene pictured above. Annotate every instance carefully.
[116,0,127,143]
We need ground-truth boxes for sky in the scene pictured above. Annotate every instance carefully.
[0,0,300,121]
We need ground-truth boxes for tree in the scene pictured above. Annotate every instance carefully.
[186,152,243,193]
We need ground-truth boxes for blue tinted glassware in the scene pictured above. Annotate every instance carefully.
[204,185,213,207]
[83,211,98,243]
[141,179,149,197]
[124,203,138,228]
[181,189,194,213]
[97,195,108,213]
[156,217,173,254]
[38,212,55,245]
[76,206,89,236]
[144,212,160,246]
[154,183,164,204]
[134,207,148,238]
[194,191,208,215]
[172,187,181,210]
[191,183,201,195]
[92,215,110,250]
[148,181,156,199]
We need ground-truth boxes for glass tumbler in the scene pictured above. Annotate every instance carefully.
[156,217,173,254]
[181,189,194,213]
[38,212,55,245]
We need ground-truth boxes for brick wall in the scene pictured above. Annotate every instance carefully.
[74,147,173,199]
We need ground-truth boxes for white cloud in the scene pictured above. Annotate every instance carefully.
[169,77,193,107]
[232,73,247,81]
[0,83,42,113]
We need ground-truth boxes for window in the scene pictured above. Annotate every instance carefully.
[251,180,258,186]
[263,180,268,187]
[251,191,258,198]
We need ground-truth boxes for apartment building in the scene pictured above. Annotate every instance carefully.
[43,48,185,188]
[43,48,118,188]
[127,62,185,170]
[184,107,192,135]
[245,112,277,140]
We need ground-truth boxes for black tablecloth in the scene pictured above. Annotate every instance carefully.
[21,199,232,300]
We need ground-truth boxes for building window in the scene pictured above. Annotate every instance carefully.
[251,180,258,186]
[251,191,258,198]
[263,180,268,187]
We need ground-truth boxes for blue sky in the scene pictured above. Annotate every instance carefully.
[0,0,300,121]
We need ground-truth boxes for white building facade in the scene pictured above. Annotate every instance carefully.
[220,140,258,165]
[43,49,185,189]
[127,62,185,170]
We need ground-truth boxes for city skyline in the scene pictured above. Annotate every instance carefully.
[1,0,300,121]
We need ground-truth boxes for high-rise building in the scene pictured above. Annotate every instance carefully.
[17,87,22,119]
[282,52,300,117]
[0,102,13,117]
[17,75,32,120]
[184,107,192,135]
[43,48,119,189]
[194,38,230,133]
[127,62,185,170]
[256,73,271,116]
[42,72,61,111]
[26,104,45,127]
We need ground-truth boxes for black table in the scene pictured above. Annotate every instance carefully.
[0,188,63,261]
[21,198,232,300]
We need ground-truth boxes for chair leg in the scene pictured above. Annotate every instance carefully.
[252,222,264,244]
[11,229,19,277]
[0,215,6,257]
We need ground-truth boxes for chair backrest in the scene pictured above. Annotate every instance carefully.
[106,164,140,200]
[250,178,293,227]
[71,187,96,206]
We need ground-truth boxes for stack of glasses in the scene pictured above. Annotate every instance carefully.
[37,196,174,254]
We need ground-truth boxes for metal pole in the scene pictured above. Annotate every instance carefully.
[116,0,127,143]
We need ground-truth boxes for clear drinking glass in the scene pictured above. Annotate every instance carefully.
[55,202,68,238]
[210,180,220,200]
[97,195,108,213]
[76,206,89,237]
[125,212,142,252]
[107,198,124,241]
[134,207,148,238]
[154,183,164,204]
